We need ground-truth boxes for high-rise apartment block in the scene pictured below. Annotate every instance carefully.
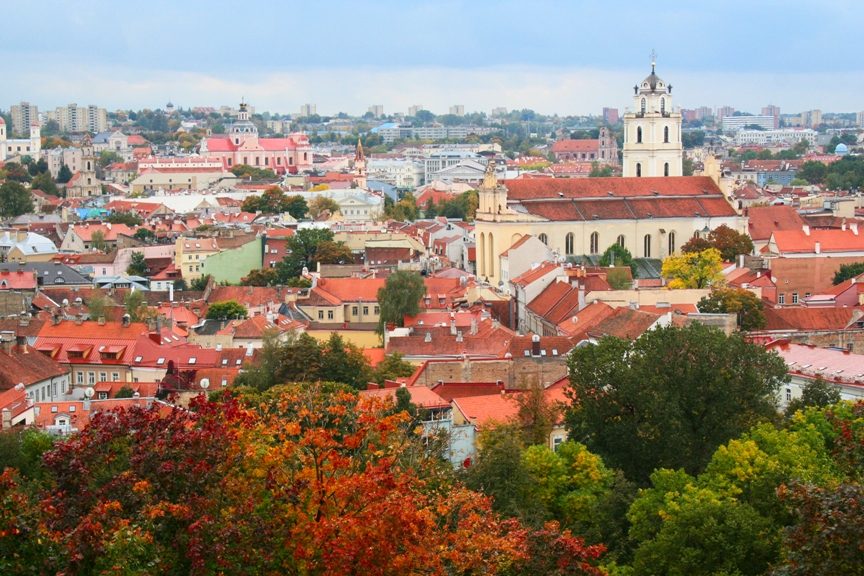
[45,103,108,133]
[10,101,39,136]
[449,105,465,116]
[299,103,316,117]
[368,104,384,118]
[761,104,781,129]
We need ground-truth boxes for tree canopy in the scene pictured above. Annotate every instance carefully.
[0,181,34,218]
[241,186,308,219]
[832,261,864,285]
[598,243,637,275]
[698,286,766,331]
[376,270,426,334]
[275,228,349,280]
[681,224,754,262]
[565,323,788,484]
[205,300,248,320]
[126,251,147,276]
[661,247,724,289]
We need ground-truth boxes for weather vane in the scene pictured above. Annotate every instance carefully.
[650,49,657,72]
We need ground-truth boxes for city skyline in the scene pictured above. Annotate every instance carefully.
[4,0,864,115]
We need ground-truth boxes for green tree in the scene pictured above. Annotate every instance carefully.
[588,162,614,177]
[307,196,340,219]
[464,424,534,518]
[318,333,372,390]
[133,228,156,243]
[90,230,107,252]
[98,150,123,168]
[784,376,841,418]
[376,270,426,334]
[189,275,211,291]
[106,211,143,226]
[30,172,59,196]
[126,251,147,276]
[513,382,562,447]
[0,181,34,218]
[240,268,278,286]
[241,186,308,218]
[832,261,864,284]
[661,247,724,289]
[124,290,147,322]
[276,228,335,280]
[598,244,637,275]
[314,240,354,265]
[682,157,695,176]
[114,386,135,399]
[0,428,54,481]
[3,163,31,183]
[205,300,248,320]
[566,323,788,484]
[371,352,416,385]
[698,286,766,331]
[56,164,73,184]
[86,293,109,320]
[230,164,276,180]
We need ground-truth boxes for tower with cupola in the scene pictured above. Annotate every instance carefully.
[622,54,683,177]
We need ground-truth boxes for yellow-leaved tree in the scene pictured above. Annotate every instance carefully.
[661,248,724,289]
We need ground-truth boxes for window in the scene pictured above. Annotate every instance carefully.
[643,234,652,258]
[636,162,642,177]
[664,126,669,143]
[99,372,107,382]
[363,306,369,315]
[88,372,96,385]
[590,231,599,254]
[318,310,324,320]
[538,233,548,245]
[805,292,811,298]
[668,231,676,254]
[792,292,799,304]
[327,310,334,320]
[69,406,76,412]
[352,306,358,316]
[617,235,625,248]
[112,373,119,381]
[664,162,669,176]
[786,388,792,402]
[778,293,786,305]
[188,357,197,365]
[76,372,84,385]
[374,306,379,314]
[51,405,58,413]
[636,126,642,144]
[98,392,108,400]
[565,232,574,255]
[640,98,646,114]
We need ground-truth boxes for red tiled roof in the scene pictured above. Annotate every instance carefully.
[503,176,724,200]
[576,307,660,341]
[0,345,68,390]
[747,206,806,241]
[770,228,864,253]
[551,139,600,153]
[556,301,616,336]
[511,262,560,287]
[500,234,529,257]
[762,307,858,331]
[360,385,449,410]
[0,269,37,290]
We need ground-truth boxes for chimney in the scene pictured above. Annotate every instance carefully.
[455,331,463,343]
[424,332,432,343]
[470,318,478,336]
[450,320,457,336]
[802,224,810,236]
[531,334,541,356]
[578,281,586,310]
[98,316,106,326]
[0,332,14,354]
[814,241,821,254]
[851,222,859,236]
[122,314,131,327]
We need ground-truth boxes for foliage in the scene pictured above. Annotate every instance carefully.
[205,300,248,320]
[682,224,754,262]
[376,270,426,334]
[230,163,276,180]
[90,229,107,252]
[98,150,123,168]
[318,333,373,390]
[371,352,416,385]
[57,163,73,184]
[275,228,336,280]
[566,323,788,484]
[832,261,864,284]
[384,192,419,221]
[114,386,136,399]
[0,181,34,218]
[133,227,155,243]
[698,286,766,330]
[314,240,354,265]
[784,376,842,418]
[86,293,109,320]
[307,195,340,218]
[598,244,637,275]
[513,383,563,446]
[189,274,211,291]
[240,267,279,286]
[589,162,614,177]
[126,251,147,276]
[30,172,59,196]
[661,247,723,289]
[241,186,308,218]
[2,163,31,183]
[0,429,54,481]
[124,290,148,322]
[106,211,143,226]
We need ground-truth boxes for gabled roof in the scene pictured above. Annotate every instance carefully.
[511,262,561,287]
[503,176,724,200]
[0,345,68,390]
[580,307,661,341]
[551,139,600,153]
[360,385,450,410]
[769,228,864,254]
[747,205,805,241]
[762,307,859,331]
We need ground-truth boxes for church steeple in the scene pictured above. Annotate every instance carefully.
[353,138,367,189]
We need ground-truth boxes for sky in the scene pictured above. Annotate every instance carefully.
[3,0,863,117]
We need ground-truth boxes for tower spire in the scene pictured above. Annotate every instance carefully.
[650,49,657,74]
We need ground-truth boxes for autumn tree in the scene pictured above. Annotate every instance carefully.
[240,267,278,286]
[376,270,426,334]
[566,323,788,484]
[89,229,107,252]
[682,224,754,262]
[698,286,766,330]
[205,300,248,320]
[307,195,340,218]
[661,247,723,289]
[314,240,354,265]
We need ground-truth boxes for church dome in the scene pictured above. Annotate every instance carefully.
[640,69,666,93]
[0,117,5,125]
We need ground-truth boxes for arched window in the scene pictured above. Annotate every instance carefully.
[565,232,574,255]
[660,97,666,115]
[668,231,676,255]
[86,161,91,171]
[538,233,548,245]
[636,126,643,144]
[664,126,669,143]
[640,98,646,114]
[643,234,652,258]
[664,162,670,176]
[488,234,495,278]
[617,235,625,248]
[636,163,642,177]
[590,232,599,254]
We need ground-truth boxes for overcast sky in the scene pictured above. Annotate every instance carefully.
[4,0,862,116]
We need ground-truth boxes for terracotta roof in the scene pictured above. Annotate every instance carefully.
[556,301,616,336]
[766,340,864,386]
[503,176,724,200]
[770,228,864,254]
[579,307,660,341]
[511,262,560,287]
[207,286,285,308]
[551,139,600,153]
[453,385,568,429]
[0,269,37,290]
[508,335,575,358]
[360,385,450,410]
[0,344,68,390]
[527,281,574,317]
[762,307,858,331]
[747,206,806,241]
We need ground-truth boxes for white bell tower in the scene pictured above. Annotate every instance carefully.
[622,52,683,178]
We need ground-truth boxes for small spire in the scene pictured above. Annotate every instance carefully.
[650,49,657,74]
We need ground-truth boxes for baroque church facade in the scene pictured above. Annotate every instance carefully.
[473,62,744,287]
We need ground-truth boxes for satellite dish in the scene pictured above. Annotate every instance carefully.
[84,387,95,399]
[200,378,210,390]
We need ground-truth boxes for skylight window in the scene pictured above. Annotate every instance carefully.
[156,357,165,365]
[188,357,197,365]
[134,355,142,362]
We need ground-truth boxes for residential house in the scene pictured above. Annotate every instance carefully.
[766,340,864,410]
[60,222,138,253]
[0,330,70,403]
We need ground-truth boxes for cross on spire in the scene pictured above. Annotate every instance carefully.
[650,49,657,73]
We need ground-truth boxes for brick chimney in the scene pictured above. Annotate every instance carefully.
[531,334,541,356]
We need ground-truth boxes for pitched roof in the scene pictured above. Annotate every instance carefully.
[503,176,724,200]
[551,139,601,153]
[511,262,561,287]
[360,385,450,410]
[769,228,864,254]
[766,340,864,385]
[762,307,858,331]
[0,344,68,390]
[747,205,806,241]
[582,307,661,340]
